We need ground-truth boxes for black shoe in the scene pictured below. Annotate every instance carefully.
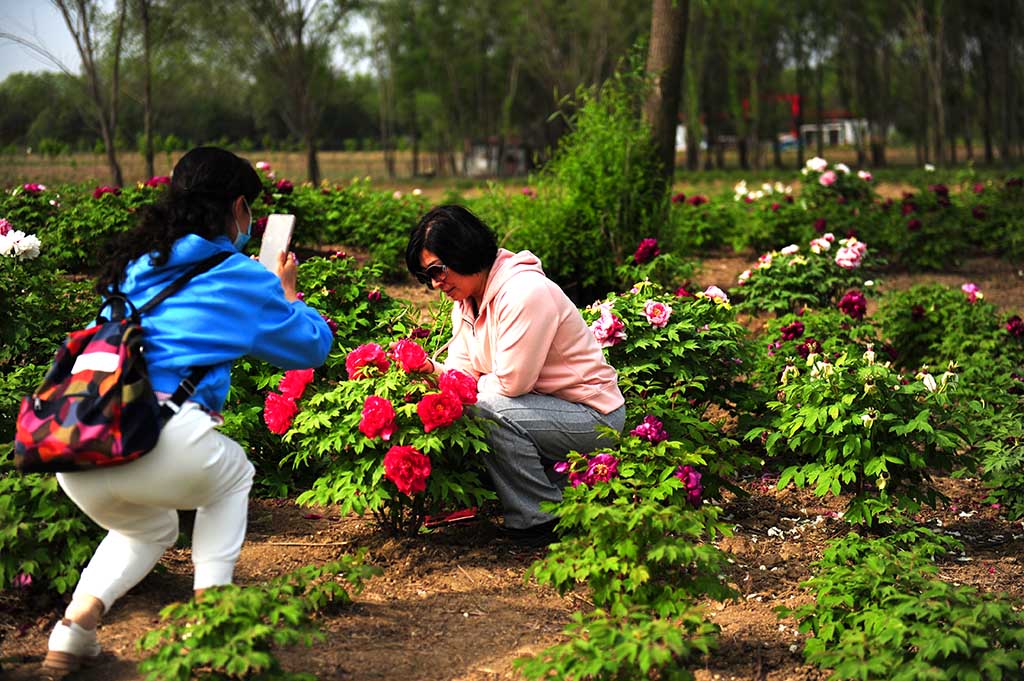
[501,519,559,548]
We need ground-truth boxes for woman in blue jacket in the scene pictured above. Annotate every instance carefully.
[43,147,333,674]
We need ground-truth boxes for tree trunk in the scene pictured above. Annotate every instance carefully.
[981,39,994,163]
[139,0,154,179]
[305,127,320,186]
[642,0,690,184]
[1001,38,1015,164]
[684,2,706,172]
[815,61,824,159]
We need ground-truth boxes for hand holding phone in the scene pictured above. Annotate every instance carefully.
[258,214,296,270]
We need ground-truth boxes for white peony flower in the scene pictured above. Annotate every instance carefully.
[806,157,828,173]
[834,163,851,174]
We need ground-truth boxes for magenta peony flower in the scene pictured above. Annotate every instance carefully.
[584,453,620,485]
[643,299,673,328]
[0,218,10,236]
[780,321,805,341]
[670,192,687,204]
[797,337,823,359]
[838,290,867,320]
[819,170,837,187]
[770,201,781,212]
[264,392,298,435]
[411,326,431,339]
[252,216,268,239]
[439,369,478,405]
[383,445,431,496]
[631,415,669,443]
[12,572,32,590]
[674,465,703,506]
[278,368,315,400]
[813,218,827,233]
[144,175,171,188]
[92,185,120,199]
[367,288,382,302]
[275,179,294,194]
[521,187,537,198]
[345,343,390,379]
[633,237,660,265]
[1006,316,1024,338]
[359,395,398,441]
[961,282,983,303]
[974,182,985,194]
[687,194,708,207]
[22,183,46,193]
[675,286,692,298]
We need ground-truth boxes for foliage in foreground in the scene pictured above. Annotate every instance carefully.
[137,555,381,681]
[782,529,1024,680]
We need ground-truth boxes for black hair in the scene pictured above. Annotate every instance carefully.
[95,146,262,294]
[405,205,499,279]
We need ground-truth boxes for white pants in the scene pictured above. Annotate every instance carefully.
[56,403,255,612]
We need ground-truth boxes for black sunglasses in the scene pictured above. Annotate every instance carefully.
[414,263,448,287]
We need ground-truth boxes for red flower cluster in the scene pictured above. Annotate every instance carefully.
[417,390,463,432]
[390,339,428,372]
[92,185,120,199]
[439,369,478,405]
[252,216,268,239]
[813,218,827,233]
[359,395,397,441]
[687,194,708,207]
[346,343,390,379]
[1007,315,1024,338]
[144,175,170,188]
[633,238,660,265]
[383,445,432,496]
[838,290,867,320]
[670,192,687,204]
[279,368,315,400]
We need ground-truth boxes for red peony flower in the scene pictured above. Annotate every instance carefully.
[144,175,170,188]
[780,321,805,341]
[670,192,687,204]
[264,392,298,435]
[346,343,390,379]
[391,339,428,373]
[439,369,478,405]
[359,395,398,441]
[813,218,827,233]
[686,194,708,206]
[367,288,382,302]
[275,179,294,194]
[907,218,922,232]
[278,368,315,400]
[417,390,464,432]
[383,445,432,496]
[252,216,268,239]
[1007,316,1024,338]
[837,290,867,320]
[92,185,120,199]
[972,205,986,220]
[633,238,660,265]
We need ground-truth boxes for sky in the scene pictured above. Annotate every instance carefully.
[0,1,371,81]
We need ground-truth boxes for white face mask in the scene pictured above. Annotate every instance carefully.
[233,198,252,251]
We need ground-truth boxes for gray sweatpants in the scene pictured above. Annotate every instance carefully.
[474,393,626,530]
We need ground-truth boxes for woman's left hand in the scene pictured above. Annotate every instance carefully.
[276,251,299,302]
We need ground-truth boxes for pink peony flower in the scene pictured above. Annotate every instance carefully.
[590,305,627,347]
[643,299,673,328]
[633,237,660,265]
[12,572,32,590]
[961,282,982,303]
[439,369,478,405]
[0,218,10,236]
[278,368,315,400]
[359,395,398,441]
[973,182,985,194]
[383,445,431,496]
[417,390,464,432]
[857,170,873,182]
[391,338,428,373]
[22,183,46,193]
[675,465,703,506]
[770,201,781,212]
[367,288,381,302]
[144,175,170,188]
[264,392,298,435]
[346,343,390,379]
[675,286,692,298]
[631,415,669,443]
[809,237,831,254]
[835,246,863,269]
[781,244,799,255]
[703,285,729,303]
[819,170,837,187]
[521,187,537,198]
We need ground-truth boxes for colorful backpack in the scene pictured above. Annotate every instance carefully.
[13,251,231,473]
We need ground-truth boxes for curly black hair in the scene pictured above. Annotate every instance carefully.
[95,146,262,295]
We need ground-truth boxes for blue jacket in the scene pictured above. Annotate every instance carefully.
[117,234,333,412]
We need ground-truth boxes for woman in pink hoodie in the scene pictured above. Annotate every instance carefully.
[405,205,625,545]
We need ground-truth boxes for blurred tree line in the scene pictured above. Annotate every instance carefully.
[0,0,1021,185]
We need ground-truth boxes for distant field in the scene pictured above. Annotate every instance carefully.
[0,144,1004,196]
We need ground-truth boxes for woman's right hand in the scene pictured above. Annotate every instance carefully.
[276,251,299,302]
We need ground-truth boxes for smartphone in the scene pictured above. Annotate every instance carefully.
[257,214,296,270]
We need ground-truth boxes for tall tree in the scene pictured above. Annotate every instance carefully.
[643,0,689,183]
[137,0,155,178]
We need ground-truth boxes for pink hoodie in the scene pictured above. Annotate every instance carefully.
[441,249,624,414]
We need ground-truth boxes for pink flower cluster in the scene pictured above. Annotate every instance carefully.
[631,415,668,443]
[590,303,626,348]
[633,237,660,265]
[702,285,729,303]
[809,233,835,254]
[263,368,316,435]
[22,183,46,194]
[834,237,867,269]
[675,465,703,506]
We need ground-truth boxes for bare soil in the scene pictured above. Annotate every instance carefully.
[2,255,1023,681]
